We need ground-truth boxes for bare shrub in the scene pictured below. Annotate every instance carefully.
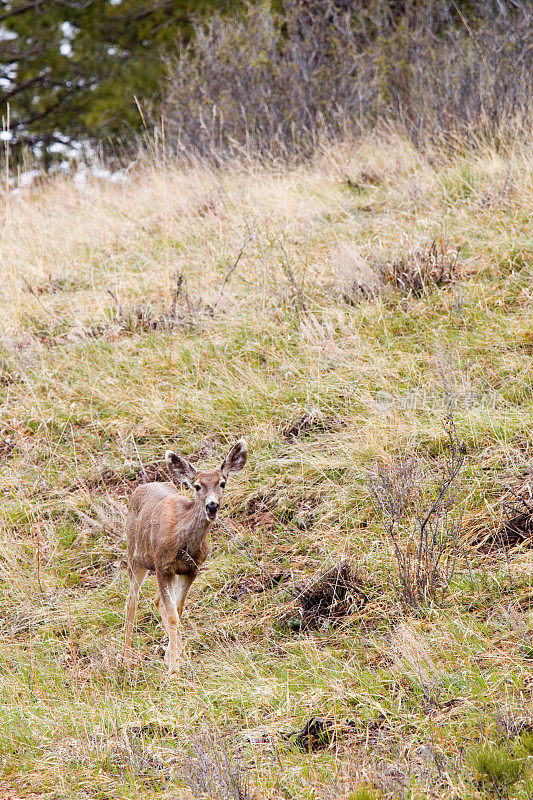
[369,415,465,608]
[179,731,251,800]
[385,239,459,296]
[160,1,533,163]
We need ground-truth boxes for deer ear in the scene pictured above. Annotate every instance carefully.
[165,451,197,487]
[221,438,248,478]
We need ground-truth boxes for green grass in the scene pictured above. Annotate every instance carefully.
[0,139,532,798]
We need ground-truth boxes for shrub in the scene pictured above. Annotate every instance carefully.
[179,731,251,800]
[160,0,533,163]
[369,414,464,608]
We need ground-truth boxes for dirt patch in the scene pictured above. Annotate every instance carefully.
[83,441,222,497]
[224,571,289,600]
[283,561,369,631]
[242,489,279,530]
[284,716,337,751]
[242,484,322,533]
[84,462,173,496]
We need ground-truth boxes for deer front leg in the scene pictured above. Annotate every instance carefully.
[154,591,169,636]
[175,574,194,620]
[156,572,194,674]
[123,565,148,664]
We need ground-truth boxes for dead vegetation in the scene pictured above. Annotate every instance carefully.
[22,274,80,296]
[224,571,289,600]
[1,140,533,799]
[281,408,345,441]
[83,461,173,496]
[83,441,222,496]
[369,415,464,608]
[179,732,251,800]
[500,490,533,548]
[107,273,206,334]
[161,0,533,162]
[284,716,337,752]
[284,561,369,631]
[463,478,533,553]
[386,239,459,297]
[339,238,459,305]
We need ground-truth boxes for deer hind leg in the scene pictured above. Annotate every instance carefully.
[156,572,194,674]
[123,565,148,664]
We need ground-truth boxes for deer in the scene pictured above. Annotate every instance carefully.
[123,438,247,673]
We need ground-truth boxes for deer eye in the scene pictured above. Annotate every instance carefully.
[194,484,201,492]
[220,481,226,489]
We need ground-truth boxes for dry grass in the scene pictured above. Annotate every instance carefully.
[0,136,532,799]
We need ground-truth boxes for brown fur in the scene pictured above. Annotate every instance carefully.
[123,440,247,673]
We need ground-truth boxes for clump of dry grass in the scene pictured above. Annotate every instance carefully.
[385,239,459,296]
[338,238,459,304]
[107,272,206,334]
[281,408,345,441]
[285,561,369,631]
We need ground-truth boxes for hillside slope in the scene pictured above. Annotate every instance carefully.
[0,139,532,799]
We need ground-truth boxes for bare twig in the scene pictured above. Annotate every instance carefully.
[214,225,254,309]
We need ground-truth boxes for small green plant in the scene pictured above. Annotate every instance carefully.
[348,787,381,800]
[468,743,526,796]
[516,731,533,757]
[440,163,477,204]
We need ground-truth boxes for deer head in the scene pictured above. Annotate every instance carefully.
[165,439,248,522]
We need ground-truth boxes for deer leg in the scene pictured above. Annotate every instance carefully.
[154,591,169,636]
[157,573,194,673]
[175,574,194,620]
[123,565,148,664]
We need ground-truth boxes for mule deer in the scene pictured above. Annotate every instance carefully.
[123,439,247,673]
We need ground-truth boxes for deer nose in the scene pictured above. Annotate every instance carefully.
[206,501,219,514]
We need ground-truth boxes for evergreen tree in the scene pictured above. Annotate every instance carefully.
[0,0,228,156]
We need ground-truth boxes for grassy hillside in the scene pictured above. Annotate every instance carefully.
[0,137,532,799]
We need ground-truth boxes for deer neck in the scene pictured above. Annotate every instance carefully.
[185,501,212,544]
